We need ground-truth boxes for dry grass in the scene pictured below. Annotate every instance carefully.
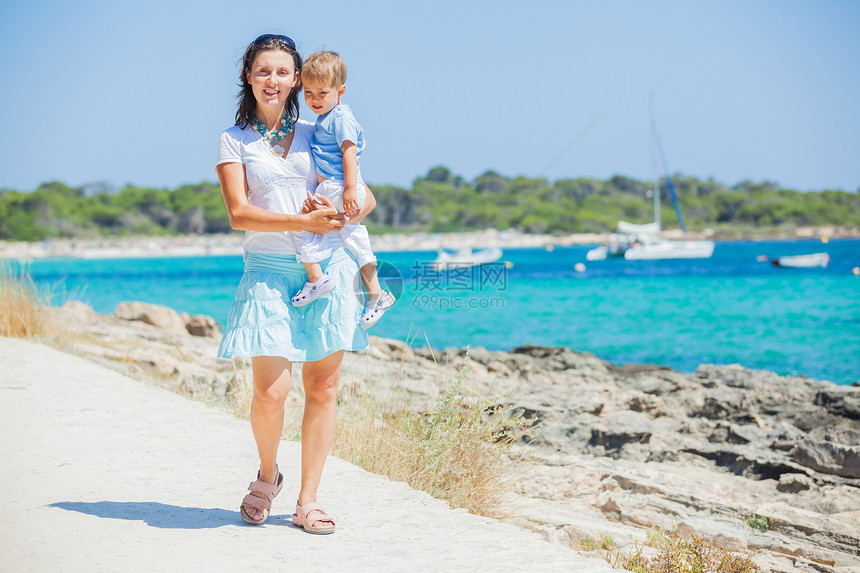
[330,348,538,518]
[0,262,54,339]
[597,528,760,573]
[228,359,255,418]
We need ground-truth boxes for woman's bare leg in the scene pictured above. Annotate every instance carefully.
[298,350,343,506]
[244,355,292,521]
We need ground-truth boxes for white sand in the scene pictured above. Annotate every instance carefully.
[0,337,610,572]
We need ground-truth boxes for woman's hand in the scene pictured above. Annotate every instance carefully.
[303,194,345,234]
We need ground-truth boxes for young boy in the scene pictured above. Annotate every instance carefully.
[290,50,394,329]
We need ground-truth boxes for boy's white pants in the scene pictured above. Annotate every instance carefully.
[293,178,377,267]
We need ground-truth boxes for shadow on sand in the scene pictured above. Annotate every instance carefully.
[48,501,292,529]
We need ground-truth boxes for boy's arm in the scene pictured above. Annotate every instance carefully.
[341,141,359,215]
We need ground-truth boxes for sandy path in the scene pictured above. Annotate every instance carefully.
[0,338,609,572]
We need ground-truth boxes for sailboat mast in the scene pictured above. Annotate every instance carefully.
[650,93,661,231]
[651,96,688,233]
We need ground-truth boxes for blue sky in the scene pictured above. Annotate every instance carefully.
[1,0,858,193]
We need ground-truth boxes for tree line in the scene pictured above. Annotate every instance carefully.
[1,168,858,241]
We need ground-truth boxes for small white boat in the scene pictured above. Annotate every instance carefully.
[586,246,607,261]
[432,247,503,271]
[624,236,715,260]
[772,252,830,268]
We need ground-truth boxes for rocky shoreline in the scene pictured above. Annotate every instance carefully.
[49,301,860,572]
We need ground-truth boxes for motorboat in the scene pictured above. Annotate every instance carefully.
[432,247,503,271]
[771,252,830,268]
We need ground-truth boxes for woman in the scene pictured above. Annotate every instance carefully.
[215,34,373,534]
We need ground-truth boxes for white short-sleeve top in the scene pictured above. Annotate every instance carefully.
[217,119,338,256]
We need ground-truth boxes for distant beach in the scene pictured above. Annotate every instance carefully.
[0,229,603,260]
[0,225,854,260]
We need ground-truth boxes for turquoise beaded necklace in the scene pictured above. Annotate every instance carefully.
[252,114,294,156]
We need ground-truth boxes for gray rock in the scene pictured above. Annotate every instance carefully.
[628,394,660,413]
[696,363,772,389]
[809,427,860,446]
[777,473,814,493]
[727,423,767,445]
[815,389,860,419]
[793,439,860,478]
[466,346,495,366]
[115,301,187,334]
[179,370,232,400]
[769,422,806,443]
[589,412,654,452]
[625,374,677,396]
[697,394,736,420]
[182,313,221,337]
[57,301,99,326]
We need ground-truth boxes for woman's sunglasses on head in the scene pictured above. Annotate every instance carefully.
[253,34,296,49]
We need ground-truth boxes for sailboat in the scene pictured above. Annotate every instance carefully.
[587,97,715,261]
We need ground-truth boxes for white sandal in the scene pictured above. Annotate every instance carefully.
[291,276,334,307]
[360,291,395,329]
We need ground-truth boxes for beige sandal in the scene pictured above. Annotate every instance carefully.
[292,501,336,534]
[240,468,284,525]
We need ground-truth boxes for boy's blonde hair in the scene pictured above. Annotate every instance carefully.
[302,51,347,87]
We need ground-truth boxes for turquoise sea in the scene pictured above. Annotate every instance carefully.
[14,238,860,385]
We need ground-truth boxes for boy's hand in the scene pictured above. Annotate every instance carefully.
[304,194,344,234]
[302,191,326,214]
[343,187,360,216]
